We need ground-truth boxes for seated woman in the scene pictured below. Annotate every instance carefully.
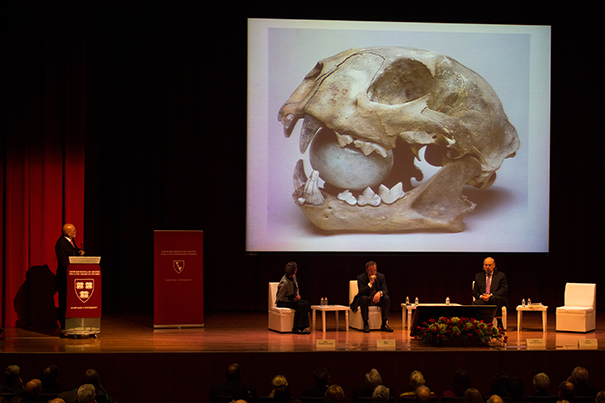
[276,262,310,334]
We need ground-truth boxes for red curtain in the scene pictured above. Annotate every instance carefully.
[2,3,87,327]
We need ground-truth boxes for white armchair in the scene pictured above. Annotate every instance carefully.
[268,282,295,332]
[349,280,381,330]
[556,283,596,332]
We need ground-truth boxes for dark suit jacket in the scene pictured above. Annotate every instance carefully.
[350,271,389,311]
[55,236,81,271]
[55,236,82,289]
[473,270,508,307]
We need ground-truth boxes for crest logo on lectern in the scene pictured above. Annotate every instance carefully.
[173,260,185,274]
[74,279,95,303]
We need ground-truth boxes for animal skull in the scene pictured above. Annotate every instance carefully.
[278,47,520,232]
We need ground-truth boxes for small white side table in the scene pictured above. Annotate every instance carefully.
[311,305,350,333]
[516,304,548,332]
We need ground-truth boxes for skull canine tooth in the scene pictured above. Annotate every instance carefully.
[337,190,357,206]
[378,182,405,204]
[300,114,323,154]
[358,187,381,207]
[293,159,307,191]
[300,170,325,205]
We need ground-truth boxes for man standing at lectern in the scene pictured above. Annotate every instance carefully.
[472,257,508,329]
[55,223,85,330]
[351,261,393,333]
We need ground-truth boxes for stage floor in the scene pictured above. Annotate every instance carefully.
[1,310,602,353]
[0,311,603,402]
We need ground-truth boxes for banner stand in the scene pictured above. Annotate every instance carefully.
[154,230,204,328]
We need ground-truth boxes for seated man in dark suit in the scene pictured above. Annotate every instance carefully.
[472,257,508,329]
[350,261,392,333]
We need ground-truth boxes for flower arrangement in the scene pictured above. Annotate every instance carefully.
[414,316,507,346]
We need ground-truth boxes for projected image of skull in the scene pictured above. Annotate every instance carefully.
[278,47,520,232]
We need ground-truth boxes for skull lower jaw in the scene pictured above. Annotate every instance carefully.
[293,156,481,232]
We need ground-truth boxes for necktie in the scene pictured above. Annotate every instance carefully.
[486,273,492,294]
[369,277,377,302]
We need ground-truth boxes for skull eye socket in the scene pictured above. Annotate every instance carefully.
[368,59,434,105]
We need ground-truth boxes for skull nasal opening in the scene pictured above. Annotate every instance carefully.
[367,59,434,105]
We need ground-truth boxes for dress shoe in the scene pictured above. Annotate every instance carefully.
[363,324,370,333]
[293,328,310,334]
[381,324,394,332]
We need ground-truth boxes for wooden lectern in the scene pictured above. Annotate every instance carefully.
[65,256,102,338]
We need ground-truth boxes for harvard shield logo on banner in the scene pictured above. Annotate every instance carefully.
[173,260,185,274]
[75,278,95,303]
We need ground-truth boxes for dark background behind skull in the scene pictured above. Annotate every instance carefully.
[4,0,602,317]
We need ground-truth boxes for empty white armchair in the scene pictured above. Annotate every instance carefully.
[556,283,596,332]
[268,282,295,332]
[349,280,381,330]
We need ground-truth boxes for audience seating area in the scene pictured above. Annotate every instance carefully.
[210,365,604,403]
[0,364,116,403]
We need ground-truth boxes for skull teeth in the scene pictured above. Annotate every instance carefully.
[295,160,404,207]
[358,187,381,207]
[337,190,357,206]
[379,182,405,204]
[298,115,391,159]
[353,139,388,158]
[336,130,390,159]
[335,131,353,147]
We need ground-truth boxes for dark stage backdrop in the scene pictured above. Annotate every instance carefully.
[3,1,602,326]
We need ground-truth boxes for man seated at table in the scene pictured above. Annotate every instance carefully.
[472,257,508,329]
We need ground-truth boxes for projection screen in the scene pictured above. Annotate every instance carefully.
[247,18,550,252]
